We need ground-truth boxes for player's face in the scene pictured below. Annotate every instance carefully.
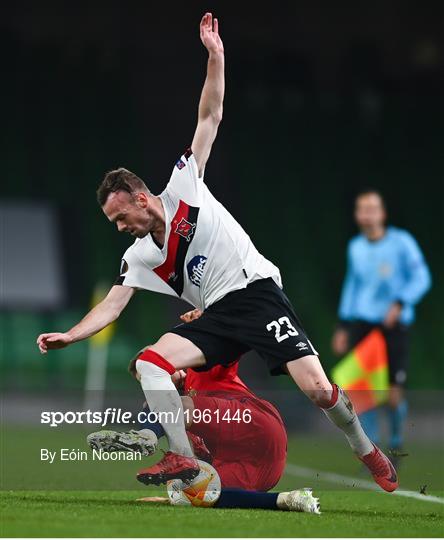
[102,191,155,238]
[354,193,386,232]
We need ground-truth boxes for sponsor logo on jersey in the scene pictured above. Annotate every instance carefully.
[187,255,207,287]
[176,159,186,170]
[175,217,196,242]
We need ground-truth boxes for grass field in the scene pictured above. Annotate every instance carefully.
[2,489,443,538]
[1,427,443,537]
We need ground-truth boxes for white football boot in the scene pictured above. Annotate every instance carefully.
[87,429,158,456]
[277,488,321,514]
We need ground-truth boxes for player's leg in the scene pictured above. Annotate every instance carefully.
[88,347,191,459]
[136,332,205,457]
[237,279,398,492]
[387,385,408,451]
[387,384,408,471]
[136,315,247,483]
[383,324,409,454]
[286,355,398,491]
[86,396,211,462]
[286,355,373,456]
[138,395,212,462]
[134,332,206,483]
[214,488,320,513]
[97,321,241,485]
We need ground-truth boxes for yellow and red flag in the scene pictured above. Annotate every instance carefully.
[332,329,389,414]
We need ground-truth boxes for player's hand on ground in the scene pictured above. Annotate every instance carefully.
[200,12,224,55]
[383,302,402,329]
[180,309,203,323]
[37,332,73,354]
[331,328,349,356]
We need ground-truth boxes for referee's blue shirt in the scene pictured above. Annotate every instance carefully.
[338,226,431,326]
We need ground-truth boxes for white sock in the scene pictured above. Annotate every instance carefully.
[136,360,194,457]
[322,386,373,457]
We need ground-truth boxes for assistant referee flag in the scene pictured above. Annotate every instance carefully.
[332,329,389,414]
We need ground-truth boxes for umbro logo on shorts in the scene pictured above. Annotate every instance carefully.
[296,341,309,350]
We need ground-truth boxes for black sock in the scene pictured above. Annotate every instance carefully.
[215,488,278,509]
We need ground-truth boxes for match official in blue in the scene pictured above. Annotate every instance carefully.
[332,190,431,460]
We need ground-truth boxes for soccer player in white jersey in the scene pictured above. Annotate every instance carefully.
[37,13,398,492]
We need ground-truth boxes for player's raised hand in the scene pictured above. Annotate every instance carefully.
[200,12,224,55]
[37,332,73,354]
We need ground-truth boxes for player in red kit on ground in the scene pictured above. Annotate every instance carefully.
[89,357,318,511]
[88,311,318,511]
[177,362,287,492]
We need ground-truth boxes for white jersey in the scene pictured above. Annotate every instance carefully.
[116,148,282,310]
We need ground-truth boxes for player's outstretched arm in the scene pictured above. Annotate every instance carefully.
[191,12,225,177]
[36,285,135,354]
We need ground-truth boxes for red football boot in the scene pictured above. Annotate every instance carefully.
[359,444,399,492]
[187,431,213,464]
[137,451,199,486]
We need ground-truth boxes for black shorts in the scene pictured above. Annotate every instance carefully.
[169,278,318,376]
[347,321,409,386]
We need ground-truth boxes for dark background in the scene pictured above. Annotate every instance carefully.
[2,0,443,390]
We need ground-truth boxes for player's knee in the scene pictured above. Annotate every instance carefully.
[287,357,333,407]
[306,385,334,408]
[302,371,334,408]
[136,349,176,378]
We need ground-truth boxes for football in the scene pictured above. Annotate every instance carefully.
[167,460,221,507]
